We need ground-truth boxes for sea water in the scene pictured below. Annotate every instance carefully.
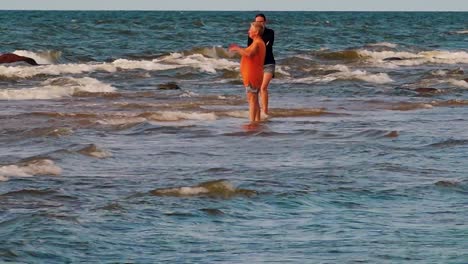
[0,11,467,263]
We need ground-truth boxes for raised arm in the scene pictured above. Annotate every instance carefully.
[229,41,259,57]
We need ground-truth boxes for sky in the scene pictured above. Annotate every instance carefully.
[1,0,468,11]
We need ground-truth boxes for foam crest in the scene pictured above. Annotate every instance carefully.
[150,179,257,198]
[224,110,249,118]
[96,117,147,126]
[0,59,179,79]
[291,65,393,84]
[0,52,239,78]
[359,50,468,66]
[452,30,468,34]
[0,63,117,78]
[0,159,62,181]
[146,111,217,121]
[159,53,238,73]
[13,50,62,64]
[446,79,468,88]
[0,77,116,100]
[366,42,398,48]
[184,46,235,59]
[77,144,112,158]
[111,58,183,71]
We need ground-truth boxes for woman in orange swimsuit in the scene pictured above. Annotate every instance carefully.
[229,22,266,122]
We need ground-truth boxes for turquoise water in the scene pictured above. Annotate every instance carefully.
[0,11,467,263]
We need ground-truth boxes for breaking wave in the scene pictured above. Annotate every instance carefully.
[150,179,257,198]
[0,77,116,100]
[0,159,62,182]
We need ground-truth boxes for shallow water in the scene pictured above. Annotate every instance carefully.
[1,11,467,263]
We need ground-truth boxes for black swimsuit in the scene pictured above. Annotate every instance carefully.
[248,27,275,65]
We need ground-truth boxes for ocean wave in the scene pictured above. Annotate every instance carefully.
[0,188,57,197]
[390,102,434,111]
[95,117,147,126]
[430,68,464,77]
[316,50,363,61]
[427,139,468,149]
[350,129,399,139]
[77,144,111,158]
[95,111,218,125]
[143,111,218,122]
[285,65,393,84]
[0,77,116,100]
[182,46,235,59]
[359,49,468,66]
[23,127,74,138]
[0,159,62,181]
[445,79,468,88]
[158,52,238,73]
[366,42,398,48]
[0,63,117,79]
[451,30,468,35]
[150,179,257,198]
[431,99,468,107]
[13,50,62,64]
[0,51,238,78]
[111,58,183,71]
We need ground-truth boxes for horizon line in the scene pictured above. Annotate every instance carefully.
[0,9,467,12]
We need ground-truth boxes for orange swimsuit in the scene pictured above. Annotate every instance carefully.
[240,38,266,89]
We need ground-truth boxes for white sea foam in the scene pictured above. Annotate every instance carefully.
[453,30,468,34]
[158,53,238,73]
[86,149,111,159]
[0,63,117,78]
[289,65,393,84]
[0,159,62,181]
[96,117,147,125]
[367,42,398,48]
[178,187,209,195]
[0,53,239,78]
[432,70,448,76]
[13,50,62,64]
[224,110,249,118]
[147,111,217,121]
[0,77,116,100]
[276,65,291,76]
[111,58,183,71]
[77,144,112,159]
[446,79,468,88]
[179,90,200,98]
[359,50,468,66]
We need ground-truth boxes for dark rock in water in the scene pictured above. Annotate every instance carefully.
[96,203,126,211]
[0,53,39,65]
[158,82,180,90]
[447,68,464,75]
[464,78,468,83]
[200,208,224,216]
[414,87,440,94]
[383,57,403,61]
[384,131,399,138]
[435,180,459,187]
[318,50,361,60]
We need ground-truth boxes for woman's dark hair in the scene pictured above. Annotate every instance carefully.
[255,13,266,21]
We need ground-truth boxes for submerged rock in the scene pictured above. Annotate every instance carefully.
[150,179,257,198]
[383,57,403,61]
[158,82,180,90]
[414,87,440,94]
[435,180,459,187]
